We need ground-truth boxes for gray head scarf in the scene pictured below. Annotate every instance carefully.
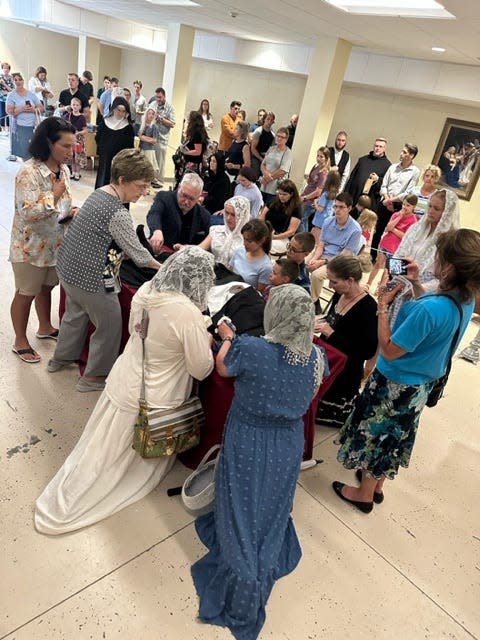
[263,284,315,363]
[151,246,215,310]
[216,195,251,267]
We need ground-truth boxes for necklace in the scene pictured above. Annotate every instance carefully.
[109,184,123,201]
[335,290,366,315]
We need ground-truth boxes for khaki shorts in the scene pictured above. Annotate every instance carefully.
[12,262,59,296]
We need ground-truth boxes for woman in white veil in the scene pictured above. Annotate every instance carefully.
[35,247,215,535]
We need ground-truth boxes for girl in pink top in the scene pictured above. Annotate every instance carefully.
[366,194,418,290]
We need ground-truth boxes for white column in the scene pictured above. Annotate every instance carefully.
[162,23,195,180]
[290,38,352,186]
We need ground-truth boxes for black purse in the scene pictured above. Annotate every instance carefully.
[425,295,463,408]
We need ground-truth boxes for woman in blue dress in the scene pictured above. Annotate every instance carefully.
[192,284,324,640]
[333,228,480,513]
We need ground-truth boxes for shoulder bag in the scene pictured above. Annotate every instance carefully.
[426,295,463,408]
[132,309,204,457]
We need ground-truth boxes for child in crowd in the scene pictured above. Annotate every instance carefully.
[365,194,418,290]
[234,165,264,218]
[285,231,316,292]
[64,97,87,180]
[357,208,377,245]
[229,219,273,294]
[311,171,341,247]
[263,258,300,300]
[138,106,161,188]
[351,193,372,221]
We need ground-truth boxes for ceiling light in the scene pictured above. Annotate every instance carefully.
[324,0,455,18]
[431,46,446,52]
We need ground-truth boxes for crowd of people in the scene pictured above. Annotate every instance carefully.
[4,67,480,639]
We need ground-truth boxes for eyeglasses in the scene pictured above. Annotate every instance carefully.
[286,241,307,253]
[333,204,348,210]
[276,134,288,139]
[131,181,150,192]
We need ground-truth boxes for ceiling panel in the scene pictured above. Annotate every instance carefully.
[55,0,480,66]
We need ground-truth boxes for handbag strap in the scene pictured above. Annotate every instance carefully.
[138,309,149,404]
[439,294,463,376]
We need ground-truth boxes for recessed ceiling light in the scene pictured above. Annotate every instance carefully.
[431,46,446,52]
[324,0,455,18]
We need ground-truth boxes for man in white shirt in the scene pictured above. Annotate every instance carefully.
[371,142,420,253]
[148,87,176,189]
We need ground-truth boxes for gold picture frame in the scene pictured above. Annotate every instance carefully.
[432,118,480,201]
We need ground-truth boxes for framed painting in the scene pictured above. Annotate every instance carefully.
[432,118,480,201]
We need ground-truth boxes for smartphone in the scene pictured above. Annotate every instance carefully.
[387,257,409,276]
[25,100,31,106]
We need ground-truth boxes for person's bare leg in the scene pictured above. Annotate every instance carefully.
[341,474,377,503]
[34,285,57,335]
[11,292,39,360]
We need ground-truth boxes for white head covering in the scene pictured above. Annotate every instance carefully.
[395,188,459,277]
[263,284,315,363]
[389,188,460,324]
[215,195,251,267]
[105,96,131,131]
[151,246,215,311]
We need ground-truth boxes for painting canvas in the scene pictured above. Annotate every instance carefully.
[432,118,480,201]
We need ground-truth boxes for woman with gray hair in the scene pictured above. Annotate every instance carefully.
[48,148,161,392]
[35,246,215,535]
[192,284,324,639]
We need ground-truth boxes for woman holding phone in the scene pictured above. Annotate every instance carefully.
[6,72,43,161]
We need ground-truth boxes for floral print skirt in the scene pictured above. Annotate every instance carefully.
[337,369,433,480]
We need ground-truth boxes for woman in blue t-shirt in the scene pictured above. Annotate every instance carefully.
[332,228,480,513]
[6,72,43,160]
[229,218,273,293]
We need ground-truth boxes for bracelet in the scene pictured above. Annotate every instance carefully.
[377,307,388,316]
[222,336,234,343]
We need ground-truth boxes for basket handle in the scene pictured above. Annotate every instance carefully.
[197,444,221,469]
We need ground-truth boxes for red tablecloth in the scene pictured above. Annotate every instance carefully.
[179,336,347,469]
[59,283,347,465]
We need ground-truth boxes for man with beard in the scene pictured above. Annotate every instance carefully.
[286,113,298,149]
[329,130,351,191]
[345,137,391,212]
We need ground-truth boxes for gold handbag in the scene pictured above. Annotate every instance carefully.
[132,310,203,458]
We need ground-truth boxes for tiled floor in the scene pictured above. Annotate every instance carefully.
[0,135,479,640]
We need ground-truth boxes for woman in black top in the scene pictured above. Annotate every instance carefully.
[182,111,208,173]
[259,179,302,254]
[225,120,251,179]
[202,152,231,214]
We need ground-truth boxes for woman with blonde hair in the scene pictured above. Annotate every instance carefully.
[409,164,441,218]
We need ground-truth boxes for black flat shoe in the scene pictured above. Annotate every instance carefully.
[355,469,384,504]
[332,481,374,513]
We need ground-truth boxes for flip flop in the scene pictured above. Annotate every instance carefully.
[12,346,41,363]
[35,330,59,340]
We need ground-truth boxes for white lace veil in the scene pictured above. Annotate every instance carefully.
[395,188,459,276]
[151,246,215,310]
[216,195,251,267]
[389,188,460,324]
[263,284,315,363]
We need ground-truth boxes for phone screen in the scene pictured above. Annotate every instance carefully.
[25,100,31,106]
[388,258,408,276]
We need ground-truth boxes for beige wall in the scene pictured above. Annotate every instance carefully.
[186,59,307,141]
[329,85,480,231]
[119,49,165,100]
[0,21,77,99]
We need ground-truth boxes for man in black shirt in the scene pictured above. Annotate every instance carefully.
[147,173,210,251]
[286,114,298,149]
[58,73,89,115]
